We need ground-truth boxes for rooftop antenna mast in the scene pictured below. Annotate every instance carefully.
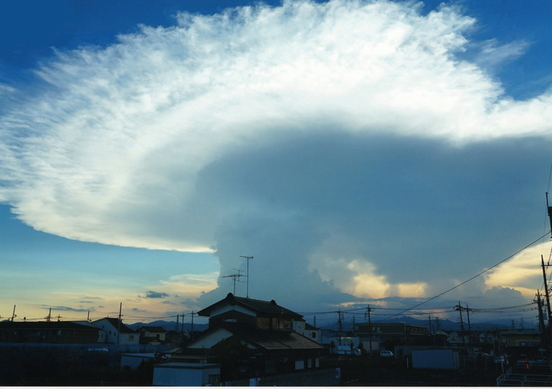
[222,269,245,295]
[240,256,254,298]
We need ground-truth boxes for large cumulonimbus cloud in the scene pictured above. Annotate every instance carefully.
[1,0,552,311]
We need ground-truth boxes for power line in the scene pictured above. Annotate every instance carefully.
[380,231,551,322]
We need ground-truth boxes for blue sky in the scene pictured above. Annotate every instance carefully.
[1,0,552,327]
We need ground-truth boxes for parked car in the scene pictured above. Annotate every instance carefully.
[380,350,394,357]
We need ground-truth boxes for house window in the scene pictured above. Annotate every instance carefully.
[311,332,317,339]
[128,335,134,341]
[295,360,305,370]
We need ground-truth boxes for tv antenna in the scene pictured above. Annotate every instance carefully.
[240,256,254,298]
[222,269,245,295]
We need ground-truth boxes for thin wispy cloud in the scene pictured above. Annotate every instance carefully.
[1,0,551,314]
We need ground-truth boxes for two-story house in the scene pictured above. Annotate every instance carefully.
[181,293,325,379]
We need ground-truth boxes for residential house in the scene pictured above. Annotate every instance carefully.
[0,321,101,344]
[179,293,325,380]
[356,322,429,348]
[138,326,167,345]
[499,329,542,348]
[446,331,470,347]
[92,317,139,345]
[293,321,321,343]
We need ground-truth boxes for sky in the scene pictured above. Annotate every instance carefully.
[1,0,552,329]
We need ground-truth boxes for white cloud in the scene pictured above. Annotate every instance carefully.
[472,39,529,72]
[484,241,552,299]
[2,0,552,313]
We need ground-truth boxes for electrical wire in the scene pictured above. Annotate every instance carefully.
[379,231,551,322]
[9,233,550,324]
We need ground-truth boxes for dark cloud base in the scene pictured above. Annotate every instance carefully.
[196,131,552,311]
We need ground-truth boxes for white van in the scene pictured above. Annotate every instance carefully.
[380,350,394,357]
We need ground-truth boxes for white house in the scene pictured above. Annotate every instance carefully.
[293,321,321,343]
[92,317,139,345]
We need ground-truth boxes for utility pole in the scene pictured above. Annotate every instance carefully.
[11,305,16,322]
[365,305,374,356]
[181,314,185,334]
[190,311,194,338]
[536,291,548,353]
[466,304,472,345]
[455,302,467,350]
[240,256,254,298]
[541,255,552,326]
[455,302,465,331]
[338,310,343,345]
[117,303,122,345]
[546,192,552,237]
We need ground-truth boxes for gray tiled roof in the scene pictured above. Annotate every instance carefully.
[198,293,303,320]
[194,322,324,351]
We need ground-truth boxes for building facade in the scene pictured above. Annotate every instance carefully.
[92,317,139,345]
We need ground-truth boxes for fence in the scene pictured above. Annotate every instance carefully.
[497,367,552,386]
